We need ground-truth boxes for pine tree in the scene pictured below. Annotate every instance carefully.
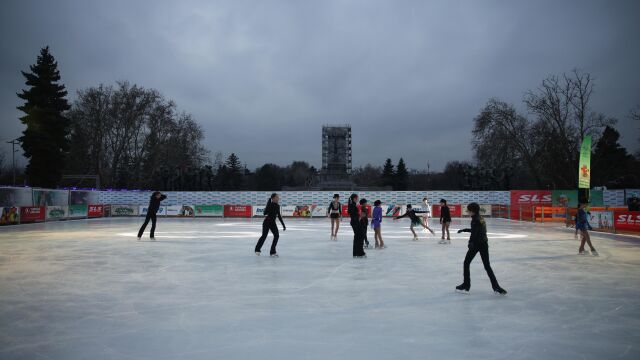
[225,153,243,189]
[395,158,409,190]
[381,158,395,188]
[18,47,70,187]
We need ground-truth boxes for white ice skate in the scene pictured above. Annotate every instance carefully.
[270,253,279,258]
[578,250,589,255]
[137,237,141,241]
[412,236,419,241]
[591,250,599,256]
[255,252,261,256]
[438,239,446,244]
[150,237,156,241]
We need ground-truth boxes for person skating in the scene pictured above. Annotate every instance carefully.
[137,191,166,241]
[421,197,432,228]
[394,204,435,240]
[255,193,286,257]
[348,194,366,258]
[360,198,370,249]
[456,203,507,295]
[439,199,452,244]
[371,200,386,249]
[327,194,342,240]
[576,203,598,256]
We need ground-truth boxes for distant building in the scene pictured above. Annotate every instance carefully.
[319,125,354,190]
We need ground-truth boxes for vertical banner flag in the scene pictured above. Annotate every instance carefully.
[578,135,591,189]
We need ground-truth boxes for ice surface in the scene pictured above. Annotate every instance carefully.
[0,217,639,360]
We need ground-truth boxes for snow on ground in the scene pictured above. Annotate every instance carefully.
[0,217,639,360]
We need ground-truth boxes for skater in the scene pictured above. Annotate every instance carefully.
[137,191,167,241]
[421,197,432,227]
[360,199,370,249]
[394,204,435,240]
[439,199,452,243]
[371,200,386,249]
[255,193,286,257]
[348,194,366,258]
[577,203,598,256]
[456,203,507,295]
[327,194,342,240]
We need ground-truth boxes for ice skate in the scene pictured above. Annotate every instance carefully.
[150,237,156,241]
[255,251,261,256]
[591,249,599,256]
[455,283,470,293]
[412,236,418,241]
[270,253,279,258]
[137,237,141,241]
[494,287,508,295]
[578,250,589,255]
[438,239,446,244]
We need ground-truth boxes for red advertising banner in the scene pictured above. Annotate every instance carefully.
[224,205,253,218]
[20,206,46,223]
[432,204,462,218]
[340,204,372,217]
[88,204,104,218]
[614,211,640,232]
[510,190,552,220]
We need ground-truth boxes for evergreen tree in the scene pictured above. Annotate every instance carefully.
[18,46,71,187]
[592,126,639,187]
[225,153,243,189]
[381,158,395,188]
[395,158,409,190]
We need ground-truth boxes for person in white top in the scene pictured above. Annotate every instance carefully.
[422,197,431,227]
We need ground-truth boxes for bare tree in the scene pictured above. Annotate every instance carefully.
[523,70,614,187]
[472,99,543,187]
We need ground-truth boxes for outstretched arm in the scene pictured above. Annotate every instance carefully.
[159,194,167,201]
[457,228,471,233]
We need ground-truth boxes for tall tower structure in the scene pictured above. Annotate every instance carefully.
[322,125,352,179]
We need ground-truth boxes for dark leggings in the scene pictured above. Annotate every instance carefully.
[351,220,366,257]
[137,213,157,238]
[255,220,279,255]
[463,243,499,290]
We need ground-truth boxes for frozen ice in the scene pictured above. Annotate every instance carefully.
[0,217,639,360]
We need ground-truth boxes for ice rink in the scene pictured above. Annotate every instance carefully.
[1,217,639,360]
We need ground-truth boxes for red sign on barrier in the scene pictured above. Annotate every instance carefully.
[224,205,253,217]
[88,204,104,218]
[340,204,372,217]
[510,190,552,219]
[20,206,46,223]
[614,211,640,232]
[432,204,462,218]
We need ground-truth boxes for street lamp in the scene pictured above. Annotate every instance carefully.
[6,138,19,186]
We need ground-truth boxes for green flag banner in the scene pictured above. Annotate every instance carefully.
[578,135,591,189]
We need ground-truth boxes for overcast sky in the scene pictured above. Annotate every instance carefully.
[1,0,639,171]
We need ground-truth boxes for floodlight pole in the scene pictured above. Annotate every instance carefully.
[6,139,18,186]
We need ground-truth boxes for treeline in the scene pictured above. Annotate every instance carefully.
[7,47,639,190]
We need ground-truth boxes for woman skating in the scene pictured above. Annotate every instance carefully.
[327,194,342,240]
[439,199,452,244]
[394,204,435,240]
[456,203,507,295]
[348,194,366,258]
[577,203,598,256]
[255,193,286,257]
[372,200,386,249]
[137,191,166,241]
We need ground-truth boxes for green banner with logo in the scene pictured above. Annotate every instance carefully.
[195,205,223,217]
[578,135,591,188]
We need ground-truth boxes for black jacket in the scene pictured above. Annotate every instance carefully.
[396,209,420,222]
[264,201,285,227]
[348,202,359,223]
[459,215,488,246]
[147,194,167,215]
[440,205,451,222]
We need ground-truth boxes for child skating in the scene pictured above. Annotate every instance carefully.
[327,194,342,240]
[360,198,370,250]
[255,193,286,257]
[394,204,435,240]
[371,200,386,249]
[456,203,507,295]
[576,203,598,256]
[137,191,166,241]
[439,199,452,244]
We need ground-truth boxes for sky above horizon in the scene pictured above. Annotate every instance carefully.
[1,0,639,171]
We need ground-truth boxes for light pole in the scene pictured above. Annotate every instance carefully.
[6,138,19,186]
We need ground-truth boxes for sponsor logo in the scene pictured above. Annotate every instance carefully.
[617,214,640,224]
[517,194,552,203]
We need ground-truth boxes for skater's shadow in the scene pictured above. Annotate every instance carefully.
[494,254,575,262]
